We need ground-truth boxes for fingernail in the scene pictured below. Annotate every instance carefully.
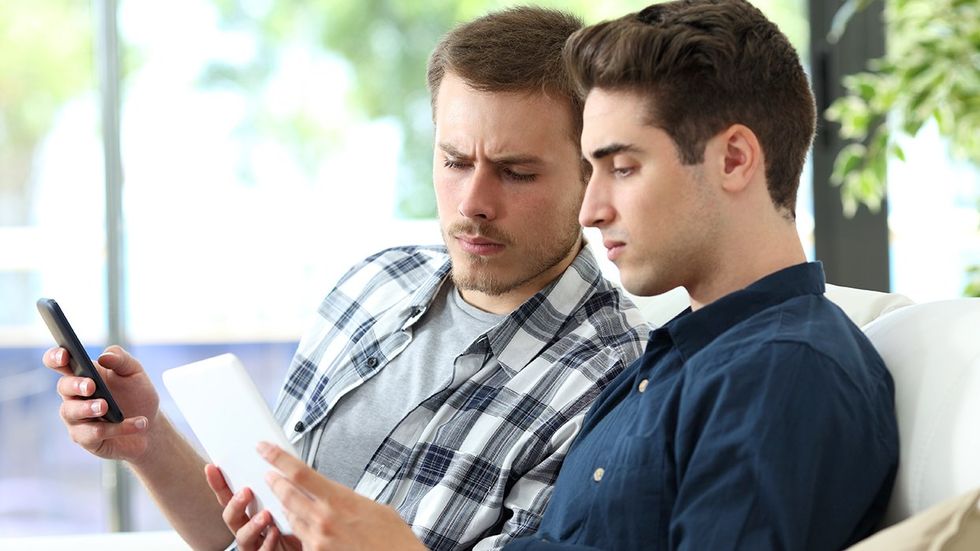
[135,417,147,430]
[78,380,91,394]
[256,441,272,455]
[55,349,65,363]
[91,401,102,414]
[98,351,117,362]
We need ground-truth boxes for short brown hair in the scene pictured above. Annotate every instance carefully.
[564,0,816,217]
[427,7,585,145]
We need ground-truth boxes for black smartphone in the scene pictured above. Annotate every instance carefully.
[36,298,125,423]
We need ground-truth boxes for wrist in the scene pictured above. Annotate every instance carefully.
[128,412,175,469]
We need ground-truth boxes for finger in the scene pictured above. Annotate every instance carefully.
[96,346,144,377]
[265,471,316,519]
[222,488,255,533]
[204,464,234,507]
[282,506,309,544]
[67,416,148,446]
[56,376,96,399]
[43,347,74,375]
[235,509,274,551]
[257,524,280,551]
[59,398,110,421]
[258,442,339,497]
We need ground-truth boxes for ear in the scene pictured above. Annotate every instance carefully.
[711,124,762,193]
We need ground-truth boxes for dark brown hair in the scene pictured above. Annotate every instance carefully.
[427,6,585,145]
[564,0,816,217]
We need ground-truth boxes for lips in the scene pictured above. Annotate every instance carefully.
[456,234,505,256]
[603,239,626,261]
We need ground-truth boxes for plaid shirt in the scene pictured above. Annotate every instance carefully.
[273,245,649,550]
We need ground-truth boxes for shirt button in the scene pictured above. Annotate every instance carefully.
[366,356,379,368]
[293,421,305,432]
[638,379,649,393]
[593,467,605,482]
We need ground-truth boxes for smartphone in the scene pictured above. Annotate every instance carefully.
[36,298,125,423]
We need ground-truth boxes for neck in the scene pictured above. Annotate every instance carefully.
[687,220,806,311]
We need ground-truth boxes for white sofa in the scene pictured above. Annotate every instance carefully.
[3,283,978,550]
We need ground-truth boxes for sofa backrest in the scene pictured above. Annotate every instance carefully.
[862,298,980,526]
[624,282,914,330]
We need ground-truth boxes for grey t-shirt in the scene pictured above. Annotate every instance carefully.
[311,282,505,488]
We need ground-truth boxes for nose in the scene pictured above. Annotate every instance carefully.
[579,173,614,228]
[457,164,499,221]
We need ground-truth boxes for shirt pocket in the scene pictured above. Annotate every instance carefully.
[587,435,664,546]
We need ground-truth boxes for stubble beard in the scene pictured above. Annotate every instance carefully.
[445,219,581,297]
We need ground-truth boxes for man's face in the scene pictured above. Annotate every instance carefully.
[433,72,584,299]
[579,88,721,297]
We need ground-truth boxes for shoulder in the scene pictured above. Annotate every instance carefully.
[338,245,449,284]
[686,295,894,429]
[332,245,449,294]
[698,294,886,376]
[586,285,651,367]
[546,279,651,378]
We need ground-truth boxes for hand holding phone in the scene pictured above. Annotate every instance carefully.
[37,298,125,423]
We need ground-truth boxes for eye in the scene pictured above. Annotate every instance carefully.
[612,166,635,177]
[502,167,537,182]
[444,159,468,170]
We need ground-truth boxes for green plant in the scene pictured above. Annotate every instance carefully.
[824,0,980,215]
[825,0,980,297]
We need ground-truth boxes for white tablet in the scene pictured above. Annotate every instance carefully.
[162,353,297,534]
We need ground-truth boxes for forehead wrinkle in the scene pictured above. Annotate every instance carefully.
[438,141,546,167]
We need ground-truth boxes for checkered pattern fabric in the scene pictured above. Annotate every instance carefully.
[273,245,648,550]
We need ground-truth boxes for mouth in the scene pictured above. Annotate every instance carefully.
[603,239,626,261]
[455,234,506,256]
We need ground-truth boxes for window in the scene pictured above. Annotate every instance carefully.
[0,1,108,534]
[888,124,980,301]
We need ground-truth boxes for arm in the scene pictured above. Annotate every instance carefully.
[471,414,586,551]
[129,415,231,549]
[45,346,232,550]
[242,438,602,551]
[258,442,426,551]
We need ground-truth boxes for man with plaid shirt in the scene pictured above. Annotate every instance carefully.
[43,6,647,551]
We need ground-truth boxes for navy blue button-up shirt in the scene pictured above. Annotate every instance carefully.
[505,262,898,551]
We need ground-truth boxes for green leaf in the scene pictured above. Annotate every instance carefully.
[831,143,868,186]
[890,142,906,162]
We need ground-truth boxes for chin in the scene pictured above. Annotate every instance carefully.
[621,273,670,298]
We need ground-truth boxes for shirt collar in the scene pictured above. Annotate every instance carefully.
[405,244,613,377]
[404,257,453,325]
[666,261,826,362]
[491,244,609,375]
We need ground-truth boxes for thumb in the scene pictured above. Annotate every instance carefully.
[98,345,144,377]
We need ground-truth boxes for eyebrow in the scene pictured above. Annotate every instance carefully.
[590,143,642,160]
[438,142,545,167]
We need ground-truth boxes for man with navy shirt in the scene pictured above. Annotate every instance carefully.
[503,1,899,549]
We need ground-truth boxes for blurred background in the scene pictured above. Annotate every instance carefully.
[1,0,977,536]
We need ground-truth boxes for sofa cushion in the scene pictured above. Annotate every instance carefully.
[848,488,980,551]
[824,283,914,327]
